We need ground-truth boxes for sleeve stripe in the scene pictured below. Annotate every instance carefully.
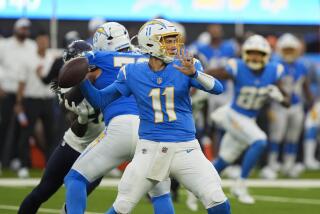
[276,64,284,79]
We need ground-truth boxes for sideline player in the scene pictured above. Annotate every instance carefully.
[18,40,104,214]
[210,35,290,204]
[303,102,320,169]
[63,22,174,214]
[264,33,313,178]
[79,19,230,214]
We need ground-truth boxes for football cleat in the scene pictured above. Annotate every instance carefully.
[231,179,255,204]
[186,191,198,212]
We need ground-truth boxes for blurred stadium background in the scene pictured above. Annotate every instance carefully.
[0,0,319,213]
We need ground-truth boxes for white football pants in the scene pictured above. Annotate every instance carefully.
[71,115,170,198]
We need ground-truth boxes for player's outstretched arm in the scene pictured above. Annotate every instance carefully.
[190,71,224,94]
[80,79,122,109]
[173,51,224,95]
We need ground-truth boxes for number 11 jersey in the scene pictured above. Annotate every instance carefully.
[115,59,209,142]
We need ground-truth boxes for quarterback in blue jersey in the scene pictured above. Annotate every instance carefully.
[63,22,174,214]
[264,33,314,179]
[80,19,230,214]
[210,35,290,204]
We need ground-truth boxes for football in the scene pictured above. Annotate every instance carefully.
[58,57,89,88]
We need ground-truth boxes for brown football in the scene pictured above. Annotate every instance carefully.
[58,57,89,88]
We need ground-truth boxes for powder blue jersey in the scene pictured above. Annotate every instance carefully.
[85,51,148,125]
[196,40,238,88]
[196,40,238,64]
[114,59,212,142]
[277,59,308,105]
[226,58,284,118]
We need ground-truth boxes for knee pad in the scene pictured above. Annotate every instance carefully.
[113,199,136,214]
[199,187,227,209]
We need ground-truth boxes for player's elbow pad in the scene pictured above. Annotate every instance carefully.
[212,79,224,94]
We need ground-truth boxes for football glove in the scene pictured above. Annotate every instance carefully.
[267,85,284,103]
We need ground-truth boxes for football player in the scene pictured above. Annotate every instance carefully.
[63,22,174,214]
[18,40,104,214]
[303,102,320,169]
[210,35,290,204]
[79,19,230,214]
[264,33,313,178]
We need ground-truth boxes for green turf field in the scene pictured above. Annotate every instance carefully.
[0,186,320,214]
[1,169,320,213]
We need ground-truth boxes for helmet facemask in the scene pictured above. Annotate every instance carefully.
[243,50,269,71]
[137,19,184,64]
[241,35,271,71]
[157,33,184,63]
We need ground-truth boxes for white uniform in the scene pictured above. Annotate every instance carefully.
[63,117,104,153]
[113,139,225,211]
[63,99,105,153]
[303,101,320,168]
[211,105,267,163]
[71,115,171,197]
[305,102,320,129]
[269,102,304,144]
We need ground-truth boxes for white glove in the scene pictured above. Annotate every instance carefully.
[267,85,284,102]
[57,93,64,104]
[64,100,95,124]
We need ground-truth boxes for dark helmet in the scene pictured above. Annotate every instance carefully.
[63,40,92,62]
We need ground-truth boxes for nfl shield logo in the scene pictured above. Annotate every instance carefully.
[162,147,168,153]
[157,77,162,84]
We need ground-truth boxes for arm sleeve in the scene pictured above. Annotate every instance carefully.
[42,58,63,84]
[190,59,224,94]
[80,79,122,109]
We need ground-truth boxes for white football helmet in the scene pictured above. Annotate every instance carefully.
[242,34,271,70]
[137,19,183,63]
[93,22,130,51]
[276,33,301,63]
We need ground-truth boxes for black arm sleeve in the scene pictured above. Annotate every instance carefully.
[42,57,64,84]
[70,119,88,138]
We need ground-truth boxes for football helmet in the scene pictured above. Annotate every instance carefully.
[276,33,301,63]
[137,19,183,63]
[63,40,92,63]
[242,35,271,70]
[93,22,130,51]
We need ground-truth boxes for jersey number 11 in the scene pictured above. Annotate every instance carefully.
[149,87,177,123]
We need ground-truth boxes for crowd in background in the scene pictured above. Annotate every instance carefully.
[0,17,319,179]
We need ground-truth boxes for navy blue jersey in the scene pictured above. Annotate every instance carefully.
[85,51,148,125]
[114,59,216,142]
[226,58,284,118]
